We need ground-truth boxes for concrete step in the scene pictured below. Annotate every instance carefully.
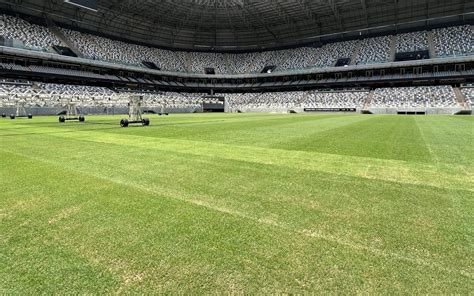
[46,18,83,58]
[389,35,397,62]
[426,31,437,59]
[350,40,362,65]
[223,53,233,74]
[184,52,193,73]
[363,90,375,110]
[453,87,469,109]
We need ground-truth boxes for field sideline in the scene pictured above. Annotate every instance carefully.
[0,113,472,293]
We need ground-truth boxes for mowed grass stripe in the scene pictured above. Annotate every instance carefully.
[8,123,469,191]
[277,116,433,163]
[3,114,470,190]
[414,116,474,167]
[0,114,361,148]
[101,114,373,150]
[1,150,472,294]
[1,135,472,277]
[0,113,327,133]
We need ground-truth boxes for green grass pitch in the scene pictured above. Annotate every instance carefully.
[0,113,472,293]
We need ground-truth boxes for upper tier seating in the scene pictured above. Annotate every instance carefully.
[396,31,429,53]
[61,28,188,72]
[1,14,62,51]
[191,47,319,74]
[312,40,358,68]
[189,52,228,74]
[356,36,393,64]
[225,53,266,74]
[1,14,472,74]
[433,25,473,57]
[260,48,321,72]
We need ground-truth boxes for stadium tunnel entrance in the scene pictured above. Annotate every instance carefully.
[202,95,225,112]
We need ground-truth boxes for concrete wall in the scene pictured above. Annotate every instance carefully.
[368,107,466,115]
[230,107,363,114]
[229,107,305,113]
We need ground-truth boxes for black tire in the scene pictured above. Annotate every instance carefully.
[79,115,85,122]
[158,113,162,116]
[142,118,150,126]
[120,118,129,127]
[59,115,65,123]
[1,114,5,118]
[28,114,33,119]
[165,113,169,116]
[10,114,15,119]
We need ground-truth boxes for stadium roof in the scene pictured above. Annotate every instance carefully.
[2,0,473,51]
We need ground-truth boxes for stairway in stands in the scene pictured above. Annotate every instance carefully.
[309,48,321,67]
[223,54,233,74]
[389,35,397,62]
[426,31,437,59]
[363,90,375,110]
[184,53,193,73]
[45,17,83,58]
[350,41,362,65]
[453,87,469,109]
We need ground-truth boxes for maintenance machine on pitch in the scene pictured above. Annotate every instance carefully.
[120,95,150,127]
[9,95,33,119]
[58,95,85,123]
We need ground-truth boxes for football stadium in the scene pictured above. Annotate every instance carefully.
[0,0,473,293]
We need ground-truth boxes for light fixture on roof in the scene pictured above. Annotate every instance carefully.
[64,0,98,12]
[189,0,245,7]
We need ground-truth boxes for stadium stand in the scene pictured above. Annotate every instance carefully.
[305,91,369,108]
[189,52,228,74]
[1,14,62,51]
[190,47,320,74]
[61,28,188,72]
[370,86,459,108]
[356,35,393,64]
[432,25,473,57]
[461,86,474,104]
[0,81,467,113]
[226,92,303,110]
[312,40,359,68]
[225,53,266,74]
[0,82,117,108]
[121,91,205,111]
[1,14,472,74]
[0,81,208,112]
[274,47,319,71]
[226,90,371,110]
[0,82,37,106]
[396,31,429,52]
